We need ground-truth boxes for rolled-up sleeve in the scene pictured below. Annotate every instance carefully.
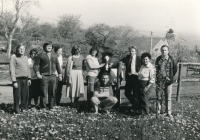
[149,66,156,84]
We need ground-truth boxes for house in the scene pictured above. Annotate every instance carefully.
[152,39,168,59]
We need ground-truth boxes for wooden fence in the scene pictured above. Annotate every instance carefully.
[1,62,200,105]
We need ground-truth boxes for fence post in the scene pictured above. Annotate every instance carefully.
[116,62,122,106]
[176,63,182,102]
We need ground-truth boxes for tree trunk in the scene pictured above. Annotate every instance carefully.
[6,38,12,59]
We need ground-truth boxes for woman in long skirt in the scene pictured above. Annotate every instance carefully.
[64,46,85,107]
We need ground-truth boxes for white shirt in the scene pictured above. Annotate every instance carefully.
[55,55,63,76]
[28,58,37,80]
[130,55,137,75]
[86,55,100,77]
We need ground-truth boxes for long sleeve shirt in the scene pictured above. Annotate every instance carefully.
[10,54,31,82]
[138,63,156,84]
[34,52,62,76]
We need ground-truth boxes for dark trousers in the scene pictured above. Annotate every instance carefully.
[13,78,29,113]
[138,80,150,115]
[87,76,97,107]
[125,74,139,109]
[55,77,63,106]
[40,75,56,109]
[28,79,40,107]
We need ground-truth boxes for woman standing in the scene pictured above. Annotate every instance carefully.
[85,47,104,109]
[10,45,31,113]
[138,53,155,115]
[28,49,40,109]
[64,46,85,107]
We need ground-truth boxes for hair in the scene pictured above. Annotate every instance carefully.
[71,46,81,55]
[160,45,169,51]
[54,44,62,53]
[100,72,110,78]
[141,52,151,60]
[128,45,137,52]
[15,45,25,56]
[29,49,38,56]
[89,47,99,57]
[43,41,53,51]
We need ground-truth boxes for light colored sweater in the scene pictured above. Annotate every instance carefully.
[10,54,31,82]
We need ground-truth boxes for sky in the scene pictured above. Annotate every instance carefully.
[5,0,200,40]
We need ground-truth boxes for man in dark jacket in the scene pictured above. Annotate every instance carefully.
[34,42,62,109]
[120,46,141,111]
[155,45,177,119]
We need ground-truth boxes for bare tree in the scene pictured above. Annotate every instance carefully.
[0,0,39,58]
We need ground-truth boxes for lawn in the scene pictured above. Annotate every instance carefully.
[0,56,200,139]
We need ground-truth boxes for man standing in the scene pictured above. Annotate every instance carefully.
[54,45,63,106]
[10,45,31,113]
[34,42,62,109]
[121,46,141,111]
[91,72,118,114]
[155,45,177,118]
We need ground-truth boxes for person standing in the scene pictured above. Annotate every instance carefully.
[155,45,177,118]
[120,46,141,111]
[91,72,118,114]
[28,49,40,109]
[34,42,62,109]
[10,45,31,113]
[138,53,155,115]
[64,46,85,107]
[54,45,63,106]
[85,47,104,109]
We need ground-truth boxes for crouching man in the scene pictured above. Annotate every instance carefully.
[91,72,118,114]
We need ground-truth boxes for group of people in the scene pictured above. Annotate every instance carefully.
[10,42,177,118]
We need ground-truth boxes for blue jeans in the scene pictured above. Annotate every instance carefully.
[87,76,97,107]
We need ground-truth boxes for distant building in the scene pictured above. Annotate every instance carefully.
[152,39,168,59]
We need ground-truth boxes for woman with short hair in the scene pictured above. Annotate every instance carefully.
[138,52,155,115]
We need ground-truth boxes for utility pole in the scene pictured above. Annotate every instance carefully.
[150,31,153,55]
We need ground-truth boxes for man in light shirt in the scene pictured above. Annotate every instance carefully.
[54,45,63,106]
[120,46,142,112]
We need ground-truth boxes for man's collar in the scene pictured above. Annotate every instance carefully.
[161,55,169,60]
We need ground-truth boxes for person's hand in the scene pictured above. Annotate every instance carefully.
[166,77,170,81]
[37,73,42,79]
[109,63,113,67]
[58,75,62,81]
[13,82,18,88]
[100,63,105,68]
[28,80,31,86]
[144,87,149,92]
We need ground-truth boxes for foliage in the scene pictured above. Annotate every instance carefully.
[165,29,175,45]
[170,43,199,62]
[57,14,85,45]
[0,96,200,139]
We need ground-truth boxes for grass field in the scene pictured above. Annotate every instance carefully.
[0,56,200,139]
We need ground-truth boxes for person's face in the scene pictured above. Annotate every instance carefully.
[75,48,81,55]
[30,52,37,59]
[46,45,52,52]
[143,56,150,66]
[101,75,109,85]
[129,48,136,56]
[91,50,97,56]
[161,47,169,56]
[56,48,62,56]
[18,46,25,55]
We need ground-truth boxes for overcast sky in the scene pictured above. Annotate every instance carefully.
[6,0,200,40]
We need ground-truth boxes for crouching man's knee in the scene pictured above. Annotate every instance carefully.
[91,97,100,105]
[109,96,118,104]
